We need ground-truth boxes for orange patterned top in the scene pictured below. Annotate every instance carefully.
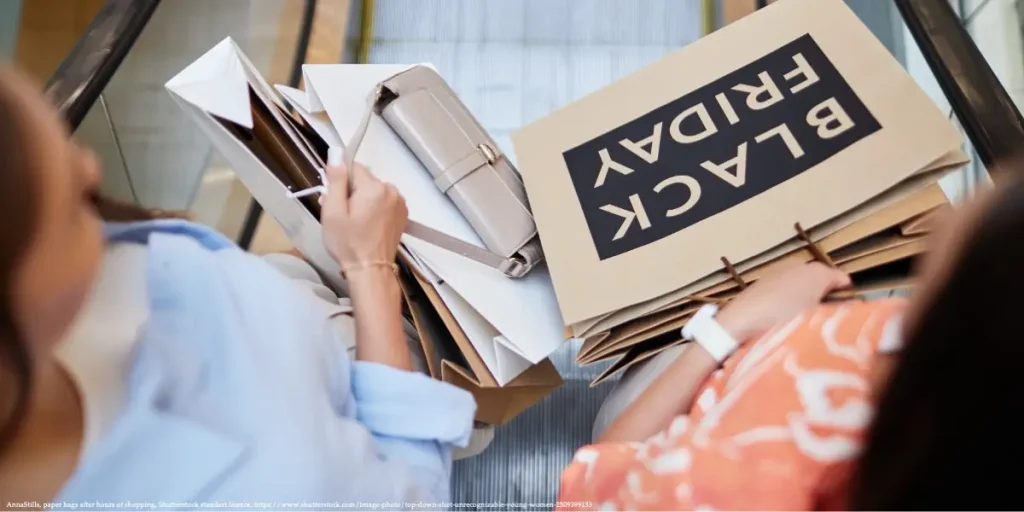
[559,299,906,511]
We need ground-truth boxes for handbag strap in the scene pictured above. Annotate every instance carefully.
[342,86,529,278]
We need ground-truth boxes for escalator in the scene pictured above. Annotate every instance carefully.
[22,0,1024,505]
[898,0,1024,180]
[37,0,1024,244]
[29,0,327,247]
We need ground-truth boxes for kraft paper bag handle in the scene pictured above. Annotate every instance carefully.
[701,223,860,305]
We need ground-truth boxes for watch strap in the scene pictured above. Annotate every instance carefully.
[682,304,739,363]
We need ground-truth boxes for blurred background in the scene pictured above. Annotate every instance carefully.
[0,0,1017,505]
[1,0,1009,249]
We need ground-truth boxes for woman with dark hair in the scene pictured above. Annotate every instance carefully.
[558,176,1024,507]
[850,179,1024,510]
[0,67,475,504]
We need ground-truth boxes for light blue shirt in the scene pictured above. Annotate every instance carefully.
[55,220,476,508]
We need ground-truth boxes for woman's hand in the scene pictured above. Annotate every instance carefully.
[598,262,850,444]
[320,162,412,371]
[321,163,408,267]
[716,262,851,343]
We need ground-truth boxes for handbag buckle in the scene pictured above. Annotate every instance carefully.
[478,143,498,165]
[498,256,527,278]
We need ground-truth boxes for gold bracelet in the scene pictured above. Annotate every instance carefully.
[340,260,399,280]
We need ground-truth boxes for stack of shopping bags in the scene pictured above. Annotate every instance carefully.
[510,0,966,384]
[166,45,564,426]
[167,0,966,419]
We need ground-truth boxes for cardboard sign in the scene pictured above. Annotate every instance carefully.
[512,0,964,325]
[566,34,881,259]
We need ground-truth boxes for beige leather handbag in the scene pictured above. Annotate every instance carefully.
[344,65,543,278]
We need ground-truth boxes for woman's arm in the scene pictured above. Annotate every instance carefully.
[262,251,413,368]
[316,159,476,501]
[320,160,414,371]
[304,353,471,503]
[267,251,473,501]
[598,341,718,443]
[347,267,412,370]
[341,360,474,502]
[598,263,852,443]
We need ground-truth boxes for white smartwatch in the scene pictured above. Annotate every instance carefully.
[681,304,739,364]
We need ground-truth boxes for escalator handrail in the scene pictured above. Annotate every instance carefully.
[45,0,161,131]
[896,0,1024,180]
[44,0,1024,174]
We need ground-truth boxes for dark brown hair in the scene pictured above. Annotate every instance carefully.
[0,71,164,452]
[851,177,1024,510]
[0,71,40,453]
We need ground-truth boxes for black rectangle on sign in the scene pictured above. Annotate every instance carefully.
[562,34,882,260]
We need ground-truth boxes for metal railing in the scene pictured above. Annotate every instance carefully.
[45,0,161,131]
[896,0,1024,181]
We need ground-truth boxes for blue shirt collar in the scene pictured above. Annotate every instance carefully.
[104,220,236,250]
[58,219,249,502]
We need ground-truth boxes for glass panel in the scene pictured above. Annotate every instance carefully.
[893,0,995,201]
[0,0,21,61]
[845,0,906,61]
[369,0,700,165]
[75,93,136,204]
[958,0,1024,191]
[82,0,306,239]
[963,0,1024,113]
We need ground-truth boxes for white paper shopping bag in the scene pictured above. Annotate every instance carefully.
[301,64,568,370]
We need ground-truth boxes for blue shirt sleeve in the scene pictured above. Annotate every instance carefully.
[263,248,477,499]
[347,362,476,499]
[70,222,478,505]
[350,362,476,443]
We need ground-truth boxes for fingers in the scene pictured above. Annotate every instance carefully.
[830,269,852,289]
[324,162,346,186]
[324,161,407,225]
[805,262,852,291]
[392,185,409,230]
[324,164,350,209]
[381,182,406,208]
[350,163,379,190]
